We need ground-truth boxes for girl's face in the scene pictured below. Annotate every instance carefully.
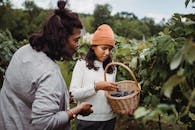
[92,45,113,62]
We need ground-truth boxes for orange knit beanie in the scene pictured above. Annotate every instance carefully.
[91,24,115,47]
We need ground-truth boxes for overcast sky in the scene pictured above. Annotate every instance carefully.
[10,0,194,23]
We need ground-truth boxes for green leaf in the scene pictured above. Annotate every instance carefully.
[117,48,131,56]
[163,27,170,35]
[189,112,195,121]
[134,107,150,119]
[129,57,137,68]
[170,52,183,70]
[184,20,195,26]
[177,68,185,76]
[184,39,195,64]
[163,74,185,98]
[157,104,173,113]
[185,0,190,7]
[143,95,160,107]
[186,56,194,65]
[191,90,195,107]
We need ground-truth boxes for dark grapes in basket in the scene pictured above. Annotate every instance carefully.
[110,92,122,97]
[123,91,129,96]
[110,90,135,97]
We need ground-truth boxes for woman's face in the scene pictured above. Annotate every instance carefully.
[65,28,81,57]
[92,45,113,62]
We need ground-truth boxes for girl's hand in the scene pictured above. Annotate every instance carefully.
[95,81,117,91]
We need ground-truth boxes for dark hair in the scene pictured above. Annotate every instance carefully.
[85,47,115,74]
[29,0,83,61]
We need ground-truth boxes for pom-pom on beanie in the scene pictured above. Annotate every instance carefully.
[91,24,115,47]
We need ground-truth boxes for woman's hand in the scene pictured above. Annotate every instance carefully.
[67,102,93,119]
[95,81,117,91]
[78,102,93,116]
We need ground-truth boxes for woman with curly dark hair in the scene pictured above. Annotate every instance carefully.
[0,1,93,130]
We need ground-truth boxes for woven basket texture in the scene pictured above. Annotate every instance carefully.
[104,62,141,113]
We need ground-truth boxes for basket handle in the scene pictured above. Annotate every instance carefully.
[104,62,139,88]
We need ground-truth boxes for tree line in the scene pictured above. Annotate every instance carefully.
[0,0,164,41]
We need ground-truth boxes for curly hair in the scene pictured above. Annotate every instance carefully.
[29,0,83,61]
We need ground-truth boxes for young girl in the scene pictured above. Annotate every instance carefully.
[70,24,118,130]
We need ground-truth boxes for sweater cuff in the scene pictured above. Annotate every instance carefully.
[54,111,69,124]
[88,83,96,95]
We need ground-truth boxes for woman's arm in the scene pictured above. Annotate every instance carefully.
[31,69,93,130]
[31,71,70,130]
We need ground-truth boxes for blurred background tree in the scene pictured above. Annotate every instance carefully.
[0,0,194,129]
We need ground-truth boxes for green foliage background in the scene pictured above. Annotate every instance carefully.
[0,0,194,130]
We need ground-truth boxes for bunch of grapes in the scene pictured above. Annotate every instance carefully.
[110,90,135,97]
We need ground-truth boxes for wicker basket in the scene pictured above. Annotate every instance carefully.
[104,62,141,113]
